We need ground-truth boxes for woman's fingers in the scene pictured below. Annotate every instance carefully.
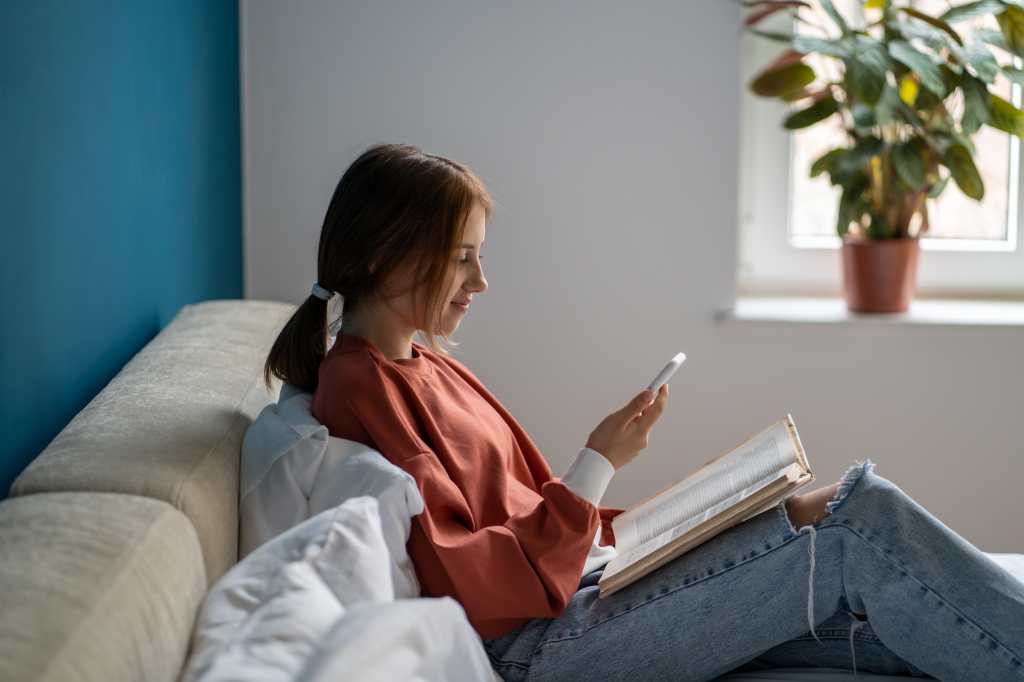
[621,389,655,421]
[635,384,668,430]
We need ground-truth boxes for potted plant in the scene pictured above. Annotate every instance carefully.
[744,0,1024,312]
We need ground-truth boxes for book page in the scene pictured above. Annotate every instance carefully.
[613,420,798,553]
[604,462,802,577]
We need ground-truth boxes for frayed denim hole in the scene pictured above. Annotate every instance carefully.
[824,458,877,516]
[777,499,800,539]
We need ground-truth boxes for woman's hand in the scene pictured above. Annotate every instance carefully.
[586,385,669,471]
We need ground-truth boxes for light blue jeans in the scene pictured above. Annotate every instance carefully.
[482,460,1024,681]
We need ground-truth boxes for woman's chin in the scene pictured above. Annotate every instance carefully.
[441,315,462,335]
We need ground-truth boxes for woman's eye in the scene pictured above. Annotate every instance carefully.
[459,255,483,264]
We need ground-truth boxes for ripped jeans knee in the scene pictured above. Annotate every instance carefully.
[825,458,877,516]
[777,458,876,538]
[776,458,877,676]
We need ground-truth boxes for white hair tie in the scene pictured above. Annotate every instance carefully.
[311,282,335,301]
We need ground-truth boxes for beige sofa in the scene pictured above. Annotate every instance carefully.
[4,299,1019,682]
[1,299,296,681]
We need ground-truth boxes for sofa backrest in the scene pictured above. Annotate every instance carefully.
[11,299,297,586]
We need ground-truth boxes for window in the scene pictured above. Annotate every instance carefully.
[738,0,1024,297]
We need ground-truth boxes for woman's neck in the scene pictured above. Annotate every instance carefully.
[340,315,417,361]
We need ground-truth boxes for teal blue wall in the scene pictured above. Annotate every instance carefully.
[1,1,242,496]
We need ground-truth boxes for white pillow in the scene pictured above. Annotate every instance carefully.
[187,559,343,680]
[182,496,393,681]
[240,383,424,599]
[184,496,500,682]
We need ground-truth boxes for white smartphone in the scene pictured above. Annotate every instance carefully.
[647,352,686,398]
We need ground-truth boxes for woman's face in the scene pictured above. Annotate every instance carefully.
[379,202,488,337]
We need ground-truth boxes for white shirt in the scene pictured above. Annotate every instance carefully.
[560,447,619,577]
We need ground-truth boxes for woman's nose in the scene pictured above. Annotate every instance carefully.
[470,270,487,293]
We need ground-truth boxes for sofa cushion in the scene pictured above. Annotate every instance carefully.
[0,491,206,682]
[10,299,297,584]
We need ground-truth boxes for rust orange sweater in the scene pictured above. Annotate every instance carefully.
[311,332,624,640]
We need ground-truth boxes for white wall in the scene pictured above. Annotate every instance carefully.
[242,0,1023,551]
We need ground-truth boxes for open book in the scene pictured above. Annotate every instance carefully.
[597,415,814,598]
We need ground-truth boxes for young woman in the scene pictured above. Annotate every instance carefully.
[264,143,1024,682]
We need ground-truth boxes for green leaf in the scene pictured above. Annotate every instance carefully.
[946,40,999,83]
[781,87,815,102]
[837,189,856,236]
[874,85,902,125]
[987,93,1024,136]
[913,85,944,112]
[961,73,991,135]
[792,34,851,58]
[939,0,1006,25]
[891,138,927,189]
[845,37,890,105]
[942,143,985,200]
[900,7,964,46]
[836,136,885,177]
[745,1,812,27]
[1003,67,1024,85]
[937,129,977,155]
[954,130,978,155]
[819,0,850,34]
[928,173,950,198]
[997,6,1024,56]
[975,27,1009,50]
[890,22,944,52]
[836,174,870,237]
[852,102,877,128]
[939,63,962,93]
[748,28,796,43]
[810,148,844,178]
[963,42,1000,83]
[888,40,946,97]
[750,61,817,97]
[783,94,839,129]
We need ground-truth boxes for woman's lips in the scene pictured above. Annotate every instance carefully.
[451,301,470,312]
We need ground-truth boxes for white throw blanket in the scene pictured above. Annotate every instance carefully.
[182,497,501,682]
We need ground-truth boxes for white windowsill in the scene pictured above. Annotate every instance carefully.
[718,297,1024,327]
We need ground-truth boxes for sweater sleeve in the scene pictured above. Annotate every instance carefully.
[398,449,601,627]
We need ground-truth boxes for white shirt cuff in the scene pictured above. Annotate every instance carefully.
[561,447,615,506]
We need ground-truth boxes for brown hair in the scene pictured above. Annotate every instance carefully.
[263,143,493,394]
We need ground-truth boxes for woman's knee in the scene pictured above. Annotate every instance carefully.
[786,481,841,528]
[824,459,917,517]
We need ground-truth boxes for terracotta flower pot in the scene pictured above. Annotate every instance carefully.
[840,237,919,314]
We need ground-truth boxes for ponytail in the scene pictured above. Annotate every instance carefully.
[262,288,335,394]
